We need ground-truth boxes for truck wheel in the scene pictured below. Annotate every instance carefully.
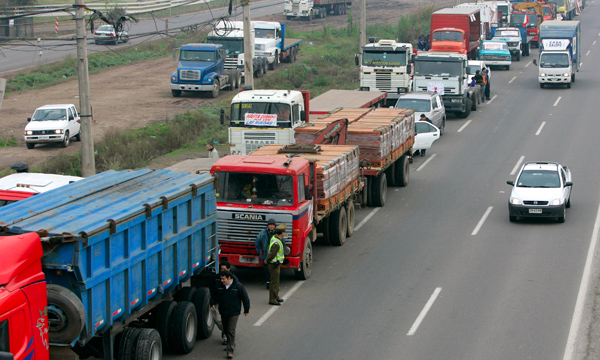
[505,65,510,70]
[395,155,409,187]
[471,95,477,111]
[169,301,197,354]
[371,173,387,207]
[210,80,220,98]
[385,165,396,187]
[235,70,241,89]
[155,300,176,353]
[134,329,162,360]
[118,328,143,360]
[172,90,182,97]
[262,59,268,75]
[524,43,530,56]
[346,199,355,237]
[440,118,446,135]
[294,238,313,280]
[175,286,197,303]
[269,54,279,70]
[455,99,471,118]
[316,216,330,244]
[254,65,262,78]
[572,74,575,83]
[227,72,234,91]
[307,10,313,21]
[61,131,70,148]
[26,143,35,149]
[329,206,347,246]
[46,284,86,345]
[192,288,214,339]
[516,52,521,61]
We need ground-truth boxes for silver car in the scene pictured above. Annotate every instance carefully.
[94,25,129,45]
[395,92,446,135]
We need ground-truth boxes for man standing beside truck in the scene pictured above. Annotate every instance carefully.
[266,224,286,305]
[255,219,277,289]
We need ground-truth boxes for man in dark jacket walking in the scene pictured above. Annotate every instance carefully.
[210,270,250,359]
[255,219,277,289]
[209,261,238,345]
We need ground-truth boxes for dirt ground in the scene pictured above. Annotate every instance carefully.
[0,0,455,170]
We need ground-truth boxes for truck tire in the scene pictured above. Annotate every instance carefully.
[210,80,220,98]
[192,288,214,339]
[27,143,35,149]
[134,329,162,360]
[254,64,262,78]
[440,118,446,135]
[371,173,387,207]
[329,206,347,246]
[455,99,471,118]
[227,72,234,91]
[523,43,530,56]
[516,52,521,61]
[155,300,176,353]
[262,59,268,75]
[169,301,197,354]
[235,70,241,89]
[346,199,355,237]
[61,131,70,148]
[294,238,313,280]
[471,95,477,111]
[308,10,313,21]
[269,53,279,70]
[572,74,576,83]
[46,284,86,345]
[395,155,409,187]
[118,328,143,360]
[505,65,510,70]
[172,90,182,97]
[175,286,197,303]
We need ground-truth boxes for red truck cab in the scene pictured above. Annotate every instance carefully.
[430,8,482,59]
[0,233,49,360]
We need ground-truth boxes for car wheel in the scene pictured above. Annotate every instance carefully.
[61,131,70,148]
[509,215,517,222]
[558,207,566,223]
[440,118,445,135]
[26,143,35,149]
[566,196,571,208]
[566,82,571,89]
[540,83,545,89]
[75,131,81,141]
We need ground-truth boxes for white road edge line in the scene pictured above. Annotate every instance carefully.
[254,281,305,327]
[354,207,381,232]
[509,76,517,84]
[563,203,600,360]
[416,154,436,172]
[487,94,498,104]
[510,156,525,176]
[407,287,442,336]
[457,120,472,133]
[471,206,493,236]
[594,40,597,46]
[554,97,562,107]
[535,122,546,136]
[525,61,532,67]
[586,50,591,56]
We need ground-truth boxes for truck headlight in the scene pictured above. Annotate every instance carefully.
[539,73,546,77]
[563,73,571,77]
[55,129,63,134]
[171,76,178,82]
[510,197,522,205]
[25,130,33,135]
[451,99,462,103]
[207,78,213,83]
[549,198,562,206]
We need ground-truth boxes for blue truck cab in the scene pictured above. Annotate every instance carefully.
[171,43,240,98]
[479,39,512,70]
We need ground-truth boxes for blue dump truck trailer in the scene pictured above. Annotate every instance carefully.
[536,20,580,88]
[0,169,218,359]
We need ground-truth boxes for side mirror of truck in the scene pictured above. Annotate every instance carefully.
[407,64,412,74]
[305,185,312,200]
[0,352,14,360]
[220,108,225,125]
[533,59,537,66]
[301,110,306,122]
[27,117,31,122]
[354,54,360,66]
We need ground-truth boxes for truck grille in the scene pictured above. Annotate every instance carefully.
[29,130,58,135]
[481,55,511,61]
[244,132,277,154]
[375,73,392,91]
[224,57,238,70]
[507,42,519,47]
[217,212,293,244]
[180,70,201,81]
[292,3,300,12]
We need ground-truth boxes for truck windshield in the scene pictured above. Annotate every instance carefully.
[230,102,292,128]
[432,30,463,42]
[395,99,430,112]
[510,14,532,27]
[206,37,244,55]
[362,50,407,66]
[214,172,294,206]
[517,170,561,188]
[255,28,276,38]
[496,30,520,37]
[32,109,67,121]
[415,60,462,77]
[540,53,570,67]
[180,50,215,62]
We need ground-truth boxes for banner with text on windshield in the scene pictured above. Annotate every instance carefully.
[244,113,278,126]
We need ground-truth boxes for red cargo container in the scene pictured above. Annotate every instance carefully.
[430,8,482,59]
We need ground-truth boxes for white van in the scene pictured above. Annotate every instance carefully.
[24,104,82,149]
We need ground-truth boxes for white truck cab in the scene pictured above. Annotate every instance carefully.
[536,39,574,88]
[24,104,81,149]
[254,21,282,69]
[493,27,523,61]
[228,90,308,155]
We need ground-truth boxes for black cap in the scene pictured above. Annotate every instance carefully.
[267,218,276,226]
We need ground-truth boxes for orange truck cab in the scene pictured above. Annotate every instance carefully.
[430,7,482,60]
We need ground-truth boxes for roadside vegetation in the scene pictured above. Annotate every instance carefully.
[14,5,436,176]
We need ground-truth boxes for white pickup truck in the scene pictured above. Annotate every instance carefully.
[24,104,81,149]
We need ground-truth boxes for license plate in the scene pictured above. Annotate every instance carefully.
[239,256,259,264]
[529,208,542,214]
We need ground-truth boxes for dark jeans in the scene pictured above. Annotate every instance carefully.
[268,262,281,303]
[222,314,239,354]
[485,83,490,99]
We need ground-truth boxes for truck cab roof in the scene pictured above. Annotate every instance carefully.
[211,155,307,175]
[232,89,304,103]
[415,51,468,60]
[364,39,412,51]
[180,43,222,51]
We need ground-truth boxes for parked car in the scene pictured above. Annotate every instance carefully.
[395,92,446,135]
[466,60,492,84]
[507,161,573,223]
[94,24,129,45]
[413,121,440,157]
[24,104,81,149]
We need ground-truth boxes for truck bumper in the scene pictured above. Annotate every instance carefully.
[24,134,66,144]
[539,75,570,83]
[220,254,301,269]
[442,97,466,112]
[171,83,213,92]
[485,60,511,66]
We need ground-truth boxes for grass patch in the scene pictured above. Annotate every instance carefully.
[0,136,18,147]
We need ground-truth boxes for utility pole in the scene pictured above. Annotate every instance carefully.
[75,0,95,176]
[242,0,254,88]
[359,0,366,51]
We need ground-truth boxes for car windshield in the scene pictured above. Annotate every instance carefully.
[415,60,462,77]
[97,25,113,32]
[540,53,570,67]
[31,109,67,121]
[466,64,482,74]
[395,99,430,112]
[214,172,294,206]
[362,50,407,66]
[255,28,276,38]
[517,170,561,188]
[180,50,216,62]
[432,30,463,42]
[206,37,243,55]
[230,102,292,128]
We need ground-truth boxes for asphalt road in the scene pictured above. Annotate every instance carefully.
[0,0,283,74]
[166,3,600,360]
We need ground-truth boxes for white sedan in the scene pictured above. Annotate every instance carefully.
[413,121,440,157]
